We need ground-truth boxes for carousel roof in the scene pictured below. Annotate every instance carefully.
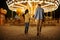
[6,0,59,13]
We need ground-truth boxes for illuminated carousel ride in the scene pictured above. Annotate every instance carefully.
[6,0,59,24]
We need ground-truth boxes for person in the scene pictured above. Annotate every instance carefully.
[34,4,44,36]
[24,9,30,34]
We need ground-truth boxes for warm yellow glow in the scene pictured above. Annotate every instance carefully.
[16,8,23,16]
[7,0,58,17]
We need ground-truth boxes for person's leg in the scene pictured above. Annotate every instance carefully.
[37,20,40,36]
[25,23,29,34]
[39,20,43,33]
[37,20,43,36]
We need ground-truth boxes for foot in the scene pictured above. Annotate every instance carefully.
[37,33,39,36]
[25,31,28,35]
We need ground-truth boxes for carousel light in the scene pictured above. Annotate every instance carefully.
[12,0,14,1]
[7,0,59,13]
[28,2,32,7]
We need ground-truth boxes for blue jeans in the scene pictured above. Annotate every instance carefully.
[25,23,29,34]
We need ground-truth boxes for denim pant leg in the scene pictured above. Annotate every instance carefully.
[25,23,29,33]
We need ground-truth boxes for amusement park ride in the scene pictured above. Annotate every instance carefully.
[5,0,60,25]
[6,0,59,13]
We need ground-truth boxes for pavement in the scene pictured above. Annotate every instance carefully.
[0,24,60,40]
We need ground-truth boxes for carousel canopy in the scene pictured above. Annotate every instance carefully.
[6,0,59,13]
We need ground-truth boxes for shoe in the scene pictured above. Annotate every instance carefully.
[25,31,28,35]
[37,33,39,36]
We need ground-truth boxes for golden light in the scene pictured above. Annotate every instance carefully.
[16,8,22,16]
[7,0,59,16]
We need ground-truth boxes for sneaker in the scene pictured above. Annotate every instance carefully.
[37,33,39,36]
[25,31,28,35]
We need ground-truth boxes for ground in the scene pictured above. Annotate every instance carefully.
[0,24,60,40]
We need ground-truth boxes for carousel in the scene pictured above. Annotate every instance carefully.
[0,0,60,25]
[7,0,59,13]
[7,0,59,23]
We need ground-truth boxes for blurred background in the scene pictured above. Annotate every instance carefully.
[0,0,60,26]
